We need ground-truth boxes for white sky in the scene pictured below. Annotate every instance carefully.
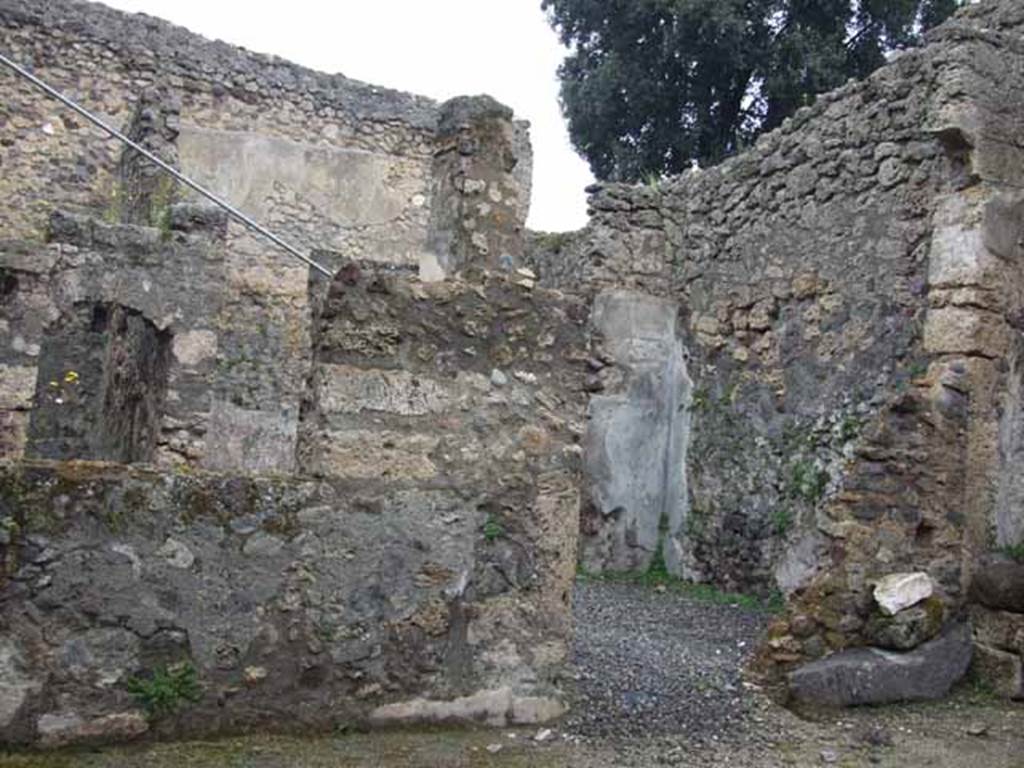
[99,0,594,232]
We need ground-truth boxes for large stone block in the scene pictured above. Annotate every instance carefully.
[972,605,1024,654]
[970,560,1024,613]
[923,307,1012,358]
[788,623,972,707]
[971,643,1024,700]
[203,400,299,474]
[177,123,435,267]
[36,711,148,749]
[314,429,439,480]
[864,597,944,651]
[316,365,455,417]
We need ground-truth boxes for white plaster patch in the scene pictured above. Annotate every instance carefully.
[319,365,452,416]
[928,223,984,287]
[0,364,37,410]
[171,330,218,367]
[417,251,446,283]
[156,537,195,569]
[0,638,40,728]
[369,687,564,727]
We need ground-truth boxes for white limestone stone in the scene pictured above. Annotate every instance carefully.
[874,572,934,617]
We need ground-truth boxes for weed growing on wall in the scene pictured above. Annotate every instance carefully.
[127,662,202,719]
[483,516,505,543]
[787,460,828,503]
[1004,540,1024,563]
[771,506,793,536]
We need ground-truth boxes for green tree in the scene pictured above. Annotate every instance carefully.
[544,0,962,182]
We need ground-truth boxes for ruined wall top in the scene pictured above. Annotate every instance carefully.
[942,0,1024,33]
[0,0,535,473]
[528,0,1024,298]
[0,0,441,130]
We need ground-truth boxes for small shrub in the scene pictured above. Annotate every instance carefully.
[127,662,202,719]
[907,360,929,379]
[1004,540,1024,563]
[772,506,793,536]
[482,516,504,543]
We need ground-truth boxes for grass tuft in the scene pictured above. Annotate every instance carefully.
[576,553,783,614]
[1003,540,1024,563]
[126,662,202,719]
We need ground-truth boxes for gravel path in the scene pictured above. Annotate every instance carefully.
[563,580,772,744]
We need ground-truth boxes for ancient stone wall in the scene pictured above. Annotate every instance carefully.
[1,207,230,468]
[0,0,586,749]
[0,242,588,750]
[0,0,532,473]
[5,0,1024,741]
[530,0,1024,690]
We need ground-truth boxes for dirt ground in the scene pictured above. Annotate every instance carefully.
[2,581,1021,768]
[1,693,1022,768]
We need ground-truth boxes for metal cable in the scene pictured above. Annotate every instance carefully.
[0,51,334,278]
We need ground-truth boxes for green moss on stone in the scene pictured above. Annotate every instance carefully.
[787,460,828,503]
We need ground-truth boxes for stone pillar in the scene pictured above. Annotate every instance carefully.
[118,88,182,227]
[427,96,531,276]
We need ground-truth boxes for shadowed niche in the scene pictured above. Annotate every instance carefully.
[26,302,171,463]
